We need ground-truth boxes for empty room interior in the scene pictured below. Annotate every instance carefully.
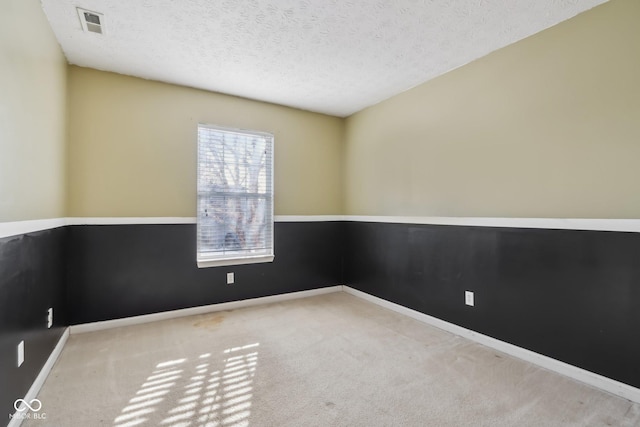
[2,0,640,425]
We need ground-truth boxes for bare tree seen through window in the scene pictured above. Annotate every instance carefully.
[197,126,273,260]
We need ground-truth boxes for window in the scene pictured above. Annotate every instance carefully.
[197,125,274,268]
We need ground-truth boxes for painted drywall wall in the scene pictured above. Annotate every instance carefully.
[66,66,344,217]
[345,221,640,389]
[343,0,640,218]
[0,0,67,222]
[0,229,67,423]
[0,0,68,421]
[66,222,343,324]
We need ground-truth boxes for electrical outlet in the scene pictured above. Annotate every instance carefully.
[227,272,234,285]
[465,291,474,307]
[18,341,24,367]
[47,307,53,328]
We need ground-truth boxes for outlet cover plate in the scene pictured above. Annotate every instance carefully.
[227,272,234,284]
[465,291,474,307]
[18,341,24,367]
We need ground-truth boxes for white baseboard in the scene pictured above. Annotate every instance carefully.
[8,328,70,427]
[70,286,343,334]
[12,283,639,427]
[343,286,640,404]
[8,286,341,426]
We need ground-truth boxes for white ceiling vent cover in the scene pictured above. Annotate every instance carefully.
[77,8,105,34]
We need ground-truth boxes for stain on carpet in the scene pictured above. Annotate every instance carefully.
[193,313,225,329]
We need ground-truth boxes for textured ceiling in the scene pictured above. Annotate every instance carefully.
[41,0,608,117]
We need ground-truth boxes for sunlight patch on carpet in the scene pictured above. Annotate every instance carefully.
[113,344,259,427]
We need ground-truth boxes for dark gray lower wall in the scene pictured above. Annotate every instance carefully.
[3,219,640,425]
[1,221,342,426]
[344,221,640,389]
[66,222,344,324]
[0,228,67,424]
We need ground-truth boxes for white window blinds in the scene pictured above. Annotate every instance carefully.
[197,125,274,268]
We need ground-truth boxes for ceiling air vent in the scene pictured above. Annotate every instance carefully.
[77,8,105,34]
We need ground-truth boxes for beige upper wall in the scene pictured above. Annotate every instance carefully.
[0,0,67,222]
[67,66,343,217]
[9,0,636,220]
[344,0,640,218]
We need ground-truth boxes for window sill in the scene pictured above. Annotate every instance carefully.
[197,255,274,268]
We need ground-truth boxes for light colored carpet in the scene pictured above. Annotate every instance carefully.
[25,292,640,427]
